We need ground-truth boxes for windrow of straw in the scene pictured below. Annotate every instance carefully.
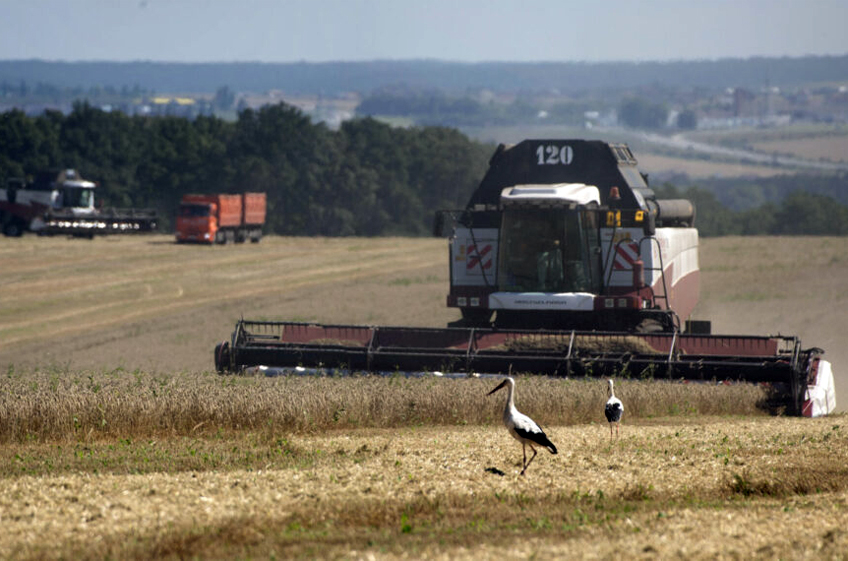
[0,369,768,444]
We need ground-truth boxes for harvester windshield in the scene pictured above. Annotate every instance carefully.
[61,185,94,211]
[497,208,601,293]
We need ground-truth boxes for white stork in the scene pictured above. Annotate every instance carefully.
[487,376,557,475]
[604,379,623,439]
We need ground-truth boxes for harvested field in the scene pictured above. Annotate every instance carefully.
[0,370,846,559]
[751,136,848,163]
[636,152,785,178]
[1,234,847,559]
[3,414,848,560]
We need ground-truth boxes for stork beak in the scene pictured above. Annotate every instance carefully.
[487,379,508,396]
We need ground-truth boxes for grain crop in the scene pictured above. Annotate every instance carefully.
[0,369,767,447]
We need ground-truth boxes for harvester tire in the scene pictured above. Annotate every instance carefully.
[3,220,24,237]
[214,341,231,373]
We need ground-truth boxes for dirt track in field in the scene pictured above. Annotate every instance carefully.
[1,234,847,410]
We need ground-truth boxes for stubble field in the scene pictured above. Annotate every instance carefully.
[2,234,848,560]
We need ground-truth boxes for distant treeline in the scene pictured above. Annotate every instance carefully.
[654,183,848,236]
[357,88,667,128]
[357,88,593,127]
[1,102,846,236]
[696,174,848,210]
[0,102,491,235]
[2,56,848,95]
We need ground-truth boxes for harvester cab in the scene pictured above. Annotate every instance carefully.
[57,179,96,213]
[442,140,699,333]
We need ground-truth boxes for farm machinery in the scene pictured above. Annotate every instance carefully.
[0,169,158,237]
[215,139,836,417]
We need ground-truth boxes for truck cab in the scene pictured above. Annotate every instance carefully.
[176,199,219,243]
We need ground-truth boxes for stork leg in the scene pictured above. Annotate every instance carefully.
[520,442,527,474]
[520,444,538,476]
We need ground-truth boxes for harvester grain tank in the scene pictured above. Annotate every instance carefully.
[0,169,158,237]
[215,139,836,417]
[175,192,266,244]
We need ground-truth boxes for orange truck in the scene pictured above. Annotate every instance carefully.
[175,192,266,244]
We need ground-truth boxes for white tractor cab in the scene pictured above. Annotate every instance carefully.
[440,140,701,333]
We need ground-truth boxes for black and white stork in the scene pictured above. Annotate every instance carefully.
[487,376,557,475]
[604,379,624,439]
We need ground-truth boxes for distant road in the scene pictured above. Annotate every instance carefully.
[639,132,848,173]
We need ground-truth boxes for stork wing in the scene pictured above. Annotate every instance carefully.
[513,414,558,454]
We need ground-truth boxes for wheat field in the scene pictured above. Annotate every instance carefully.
[1,234,847,559]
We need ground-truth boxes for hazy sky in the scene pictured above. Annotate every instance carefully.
[1,0,847,63]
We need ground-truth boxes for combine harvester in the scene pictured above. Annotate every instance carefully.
[0,169,157,237]
[215,140,836,417]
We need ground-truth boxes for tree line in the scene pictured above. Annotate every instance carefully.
[358,91,674,130]
[0,102,491,235]
[1,101,846,237]
[654,184,848,236]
